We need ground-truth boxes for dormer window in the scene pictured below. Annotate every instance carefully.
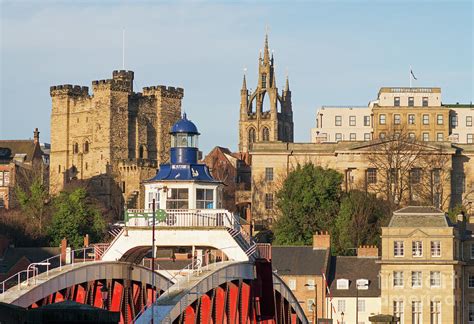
[336,278,349,290]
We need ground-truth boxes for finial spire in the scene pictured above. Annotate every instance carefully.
[263,30,270,63]
[242,73,247,90]
[285,75,290,92]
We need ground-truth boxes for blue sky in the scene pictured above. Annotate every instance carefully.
[1,1,472,154]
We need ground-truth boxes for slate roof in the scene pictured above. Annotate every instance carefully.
[0,140,38,163]
[271,246,329,275]
[0,247,60,274]
[389,206,448,228]
[327,256,381,298]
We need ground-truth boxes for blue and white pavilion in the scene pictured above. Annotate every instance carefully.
[143,114,222,212]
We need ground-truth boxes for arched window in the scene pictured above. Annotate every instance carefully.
[83,141,89,153]
[262,127,270,141]
[73,143,79,154]
[248,128,256,148]
[139,146,144,159]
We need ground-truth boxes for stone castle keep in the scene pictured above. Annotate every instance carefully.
[49,70,183,213]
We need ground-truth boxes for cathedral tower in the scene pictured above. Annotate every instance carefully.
[238,34,293,152]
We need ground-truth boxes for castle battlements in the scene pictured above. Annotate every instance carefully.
[142,85,184,99]
[50,84,89,97]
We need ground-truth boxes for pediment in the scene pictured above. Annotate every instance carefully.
[406,228,430,238]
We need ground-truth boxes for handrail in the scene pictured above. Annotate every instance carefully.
[0,246,97,297]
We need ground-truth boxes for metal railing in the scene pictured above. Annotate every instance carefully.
[126,209,238,229]
[0,246,98,297]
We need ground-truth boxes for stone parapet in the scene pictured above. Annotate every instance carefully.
[50,85,89,97]
[142,85,184,99]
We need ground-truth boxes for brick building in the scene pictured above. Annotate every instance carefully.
[49,70,184,214]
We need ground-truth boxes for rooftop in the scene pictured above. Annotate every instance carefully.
[327,256,381,298]
[389,206,448,228]
[271,246,329,275]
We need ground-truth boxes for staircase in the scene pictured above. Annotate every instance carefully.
[227,228,258,261]
[126,191,139,209]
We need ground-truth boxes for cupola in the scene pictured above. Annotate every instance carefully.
[170,113,200,164]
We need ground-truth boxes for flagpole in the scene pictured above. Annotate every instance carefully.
[409,65,412,88]
[122,29,125,70]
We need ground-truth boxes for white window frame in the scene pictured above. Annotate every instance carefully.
[468,134,474,144]
[307,298,315,312]
[335,133,342,142]
[412,241,423,257]
[437,114,444,125]
[288,279,296,291]
[393,271,404,288]
[393,300,404,324]
[430,300,441,324]
[437,133,444,142]
[335,116,342,126]
[423,114,430,125]
[338,299,346,312]
[394,114,401,125]
[430,271,441,287]
[306,279,315,290]
[431,241,441,257]
[411,271,422,288]
[350,133,356,141]
[379,114,386,125]
[408,114,415,124]
[349,115,356,126]
[357,299,365,312]
[364,133,371,141]
[394,241,404,257]
[364,116,370,126]
[422,133,429,142]
[412,301,422,324]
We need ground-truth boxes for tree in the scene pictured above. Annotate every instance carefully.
[333,190,390,255]
[273,163,343,245]
[48,188,107,248]
[15,177,50,237]
[367,130,452,212]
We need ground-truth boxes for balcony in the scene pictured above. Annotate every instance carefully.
[125,208,239,229]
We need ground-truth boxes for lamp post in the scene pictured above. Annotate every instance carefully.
[356,279,369,324]
[304,283,318,324]
[101,284,108,310]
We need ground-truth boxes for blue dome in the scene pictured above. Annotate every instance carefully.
[170,113,200,135]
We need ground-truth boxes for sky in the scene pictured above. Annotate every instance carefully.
[1,0,473,154]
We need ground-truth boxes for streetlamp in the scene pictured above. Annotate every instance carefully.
[101,284,108,310]
[356,279,369,324]
[304,283,318,324]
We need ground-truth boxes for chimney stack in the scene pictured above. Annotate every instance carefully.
[33,128,40,145]
[313,231,331,250]
[357,245,379,258]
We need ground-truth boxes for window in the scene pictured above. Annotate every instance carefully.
[306,279,315,290]
[166,188,189,209]
[430,301,441,324]
[265,167,273,181]
[364,116,370,126]
[0,194,4,208]
[265,193,273,209]
[367,169,377,184]
[467,116,473,127]
[422,133,429,142]
[408,97,414,107]
[262,127,270,141]
[470,244,474,259]
[430,271,441,287]
[335,116,342,126]
[408,114,415,124]
[393,301,404,324]
[468,134,474,144]
[349,115,356,126]
[469,274,474,288]
[261,74,266,88]
[335,133,342,142]
[147,191,160,210]
[412,241,423,257]
[410,169,421,184]
[394,241,404,257]
[379,114,386,125]
[358,299,365,312]
[394,114,401,125]
[196,188,213,209]
[288,279,296,290]
[422,97,428,107]
[338,300,346,312]
[431,241,441,257]
[350,133,356,141]
[337,279,349,290]
[423,114,429,125]
[380,132,386,140]
[412,301,422,324]
[0,171,10,186]
[451,115,458,127]
[436,133,443,142]
[437,114,443,125]
[83,141,89,153]
[452,133,459,142]
[248,128,256,147]
[432,169,441,185]
[394,97,400,107]
[393,271,404,287]
[364,133,371,141]
[409,133,416,140]
[73,142,79,154]
[411,271,422,287]
[469,302,474,322]
[307,299,315,312]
